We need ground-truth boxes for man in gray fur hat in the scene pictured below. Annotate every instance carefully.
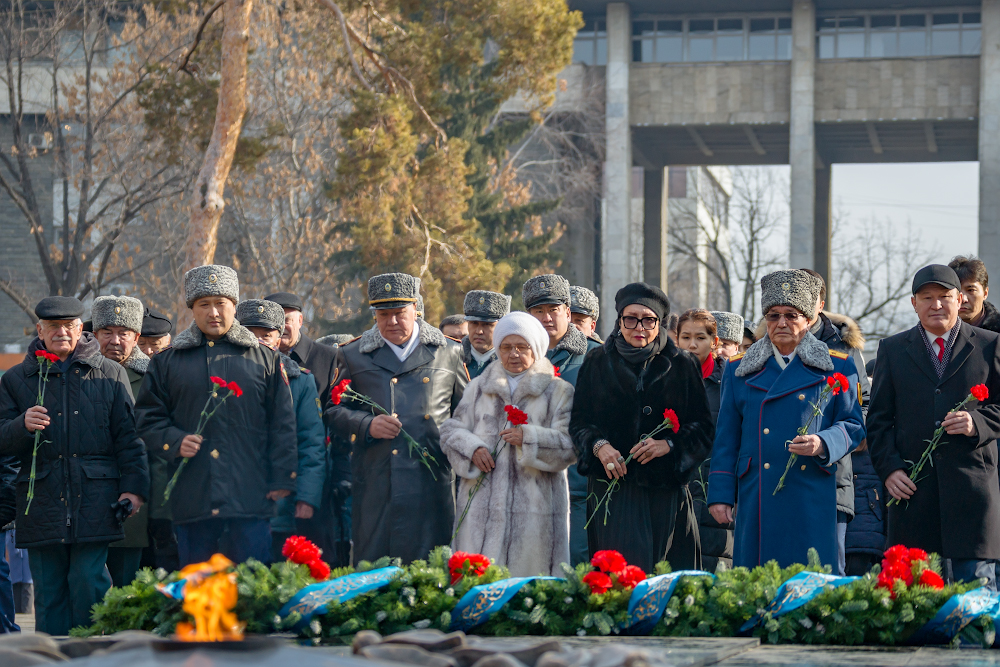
[570,286,603,344]
[461,290,510,380]
[325,272,467,564]
[92,295,151,587]
[710,311,744,361]
[136,265,296,566]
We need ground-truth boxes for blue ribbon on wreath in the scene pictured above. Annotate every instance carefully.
[623,570,715,635]
[278,566,403,632]
[907,587,1000,646]
[450,577,562,631]
[740,571,859,632]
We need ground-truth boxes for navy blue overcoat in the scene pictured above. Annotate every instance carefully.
[707,334,865,568]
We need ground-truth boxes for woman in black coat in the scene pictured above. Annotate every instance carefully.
[570,284,715,572]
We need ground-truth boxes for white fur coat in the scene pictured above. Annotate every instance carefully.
[440,357,576,576]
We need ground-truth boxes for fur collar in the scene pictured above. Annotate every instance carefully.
[552,324,588,356]
[357,321,448,355]
[25,332,105,373]
[279,352,301,379]
[735,332,833,377]
[823,312,865,350]
[478,355,557,404]
[122,346,150,375]
[172,321,259,350]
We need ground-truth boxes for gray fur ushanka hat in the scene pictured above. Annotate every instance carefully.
[464,290,511,322]
[237,299,285,331]
[369,272,420,310]
[184,264,239,308]
[570,286,600,320]
[522,274,571,309]
[710,311,745,343]
[92,295,144,333]
[760,269,822,321]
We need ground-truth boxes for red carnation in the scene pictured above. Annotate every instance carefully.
[908,548,928,562]
[226,381,243,397]
[282,535,307,559]
[919,569,944,589]
[307,558,331,581]
[617,564,647,589]
[553,367,561,378]
[330,379,351,406]
[876,570,898,598]
[504,405,529,426]
[283,536,322,565]
[210,376,227,387]
[583,571,613,595]
[662,408,680,433]
[827,372,850,396]
[34,350,45,358]
[884,544,911,563]
[972,384,989,402]
[591,550,627,574]
[448,551,490,584]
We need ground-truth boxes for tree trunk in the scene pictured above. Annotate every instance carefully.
[177,0,252,325]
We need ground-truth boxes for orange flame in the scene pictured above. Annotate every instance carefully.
[174,554,245,642]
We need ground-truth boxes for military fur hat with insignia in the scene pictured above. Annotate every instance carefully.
[237,299,285,331]
[368,272,420,310]
[35,296,84,321]
[710,310,745,344]
[760,269,822,321]
[463,290,511,322]
[522,274,571,310]
[570,286,600,320]
[92,295,144,334]
[184,264,239,308]
[141,307,173,337]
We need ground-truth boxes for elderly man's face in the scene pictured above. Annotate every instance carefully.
[192,297,236,339]
[571,312,597,338]
[137,334,171,356]
[96,326,138,364]
[36,319,82,360]
[375,305,417,346]
[279,308,303,353]
[528,303,570,349]
[764,306,810,351]
[912,284,961,335]
[248,326,282,350]
[468,320,497,354]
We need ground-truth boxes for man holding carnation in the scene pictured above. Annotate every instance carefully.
[136,266,296,567]
[869,264,1000,589]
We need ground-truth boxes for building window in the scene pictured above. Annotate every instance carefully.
[631,16,791,63]
[817,11,980,59]
[574,19,607,65]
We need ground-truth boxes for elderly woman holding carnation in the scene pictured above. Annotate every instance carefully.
[441,312,576,576]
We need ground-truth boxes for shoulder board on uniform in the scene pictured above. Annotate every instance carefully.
[444,334,462,343]
[829,349,849,360]
[343,335,362,346]
[728,352,745,363]
[300,367,312,374]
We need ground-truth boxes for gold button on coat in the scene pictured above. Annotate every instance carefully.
[208,341,214,347]
[290,471,297,479]
[800,465,807,471]
[422,377,430,383]
[424,414,430,420]
[391,377,398,384]
[798,394,806,400]
[392,449,398,455]
[763,428,770,435]
[211,508,219,515]
[163,444,170,451]
[210,449,219,459]
[350,434,357,443]
[764,463,770,469]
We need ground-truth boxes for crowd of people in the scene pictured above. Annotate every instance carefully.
[1,254,999,636]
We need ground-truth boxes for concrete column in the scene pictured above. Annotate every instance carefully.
[643,168,668,291]
[814,165,832,294]
[981,0,1000,299]
[788,0,816,270]
[600,2,632,330]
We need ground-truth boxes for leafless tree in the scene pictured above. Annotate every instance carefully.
[831,215,931,340]
[730,167,785,322]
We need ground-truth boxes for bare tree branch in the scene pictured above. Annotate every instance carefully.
[178,0,225,75]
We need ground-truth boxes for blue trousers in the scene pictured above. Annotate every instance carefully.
[28,542,111,636]
[0,531,18,632]
[175,518,271,566]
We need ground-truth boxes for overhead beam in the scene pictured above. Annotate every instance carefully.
[743,126,767,156]
[924,121,939,154]
[865,121,884,155]
[686,126,714,157]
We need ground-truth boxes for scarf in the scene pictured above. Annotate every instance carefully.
[701,354,715,379]
[612,325,670,391]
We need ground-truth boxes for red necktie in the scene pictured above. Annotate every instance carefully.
[935,338,945,363]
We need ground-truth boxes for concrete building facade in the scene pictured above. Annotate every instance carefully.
[559,0,997,332]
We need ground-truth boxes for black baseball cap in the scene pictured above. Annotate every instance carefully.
[911,264,961,295]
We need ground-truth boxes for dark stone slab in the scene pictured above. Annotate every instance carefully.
[714,644,1000,667]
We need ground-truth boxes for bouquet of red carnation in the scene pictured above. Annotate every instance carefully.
[330,378,440,479]
[582,550,647,594]
[876,544,943,598]
[282,535,331,581]
[25,350,60,514]
[452,405,529,539]
[163,377,243,503]
[774,372,850,495]
[448,550,491,584]
[888,384,989,506]
[586,409,680,528]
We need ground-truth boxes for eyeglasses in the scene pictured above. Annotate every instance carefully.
[764,312,805,323]
[499,343,532,355]
[42,320,81,332]
[621,315,659,331]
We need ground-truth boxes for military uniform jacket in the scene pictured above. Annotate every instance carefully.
[868,322,1000,559]
[324,323,467,564]
[707,333,865,569]
[136,322,297,525]
[461,336,496,380]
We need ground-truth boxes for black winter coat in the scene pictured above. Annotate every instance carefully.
[845,448,886,557]
[290,333,337,396]
[136,322,297,525]
[869,322,1000,559]
[0,455,16,531]
[0,334,149,548]
[974,300,1000,335]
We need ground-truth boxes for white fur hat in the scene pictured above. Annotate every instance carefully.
[492,312,550,364]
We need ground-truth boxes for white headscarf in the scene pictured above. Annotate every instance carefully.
[492,312,549,365]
